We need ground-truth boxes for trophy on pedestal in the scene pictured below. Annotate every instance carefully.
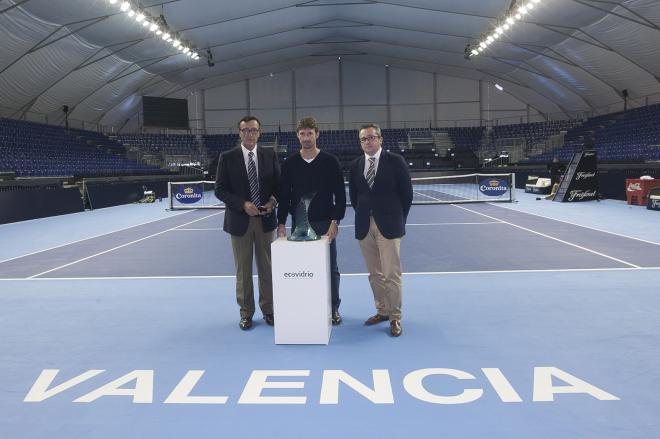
[288,192,319,241]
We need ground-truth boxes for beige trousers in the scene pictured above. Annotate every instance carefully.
[231,216,274,319]
[358,217,402,320]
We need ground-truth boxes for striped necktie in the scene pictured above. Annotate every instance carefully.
[366,156,376,188]
[247,151,260,205]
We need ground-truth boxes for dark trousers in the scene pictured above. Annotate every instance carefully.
[310,219,341,312]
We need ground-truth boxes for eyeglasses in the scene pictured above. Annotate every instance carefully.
[240,128,260,135]
[360,135,381,143]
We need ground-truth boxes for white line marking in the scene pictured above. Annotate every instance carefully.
[27,211,224,279]
[1,266,659,281]
[412,190,641,269]
[452,204,641,268]
[173,228,222,231]
[488,202,660,247]
[337,222,503,228]
[0,210,195,265]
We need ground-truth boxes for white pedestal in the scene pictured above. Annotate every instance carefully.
[271,237,332,344]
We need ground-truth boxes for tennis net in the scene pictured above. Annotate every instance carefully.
[168,172,515,210]
[408,172,515,204]
[168,180,223,210]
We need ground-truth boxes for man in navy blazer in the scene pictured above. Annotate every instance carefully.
[349,123,413,337]
[215,116,280,330]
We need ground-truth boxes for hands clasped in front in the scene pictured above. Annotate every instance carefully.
[243,200,274,217]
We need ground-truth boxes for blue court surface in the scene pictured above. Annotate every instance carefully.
[1,190,660,438]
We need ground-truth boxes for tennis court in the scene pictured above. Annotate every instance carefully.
[1,187,659,438]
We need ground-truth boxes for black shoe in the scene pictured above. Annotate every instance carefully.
[239,317,253,330]
[263,314,274,326]
[332,311,342,325]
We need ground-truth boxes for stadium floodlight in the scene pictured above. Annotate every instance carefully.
[109,0,118,4]
[468,0,543,57]
[495,83,504,91]
[113,6,201,64]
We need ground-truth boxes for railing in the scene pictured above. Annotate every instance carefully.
[4,90,660,136]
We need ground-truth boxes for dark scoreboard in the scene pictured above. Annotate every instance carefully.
[142,96,189,129]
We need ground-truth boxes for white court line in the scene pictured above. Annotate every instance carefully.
[488,202,660,247]
[27,211,224,279]
[413,189,641,268]
[1,266,659,281]
[174,228,222,231]
[452,204,641,268]
[0,209,195,265]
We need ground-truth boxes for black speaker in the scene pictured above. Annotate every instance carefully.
[621,89,628,98]
[62,105,69,114]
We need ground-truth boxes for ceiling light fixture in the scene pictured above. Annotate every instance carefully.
[109,1,204,63]
[465,0,542,59]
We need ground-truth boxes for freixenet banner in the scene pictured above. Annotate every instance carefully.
[555,150,599,202]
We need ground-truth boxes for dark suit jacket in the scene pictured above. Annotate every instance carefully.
[215,146,280,236]
[348,150,413,240]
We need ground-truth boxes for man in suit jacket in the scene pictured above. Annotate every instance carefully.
[215,116,280,330]
[348,123,413,337]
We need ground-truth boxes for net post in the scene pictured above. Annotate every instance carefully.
[510,173,516,201]
[167,182,173,210]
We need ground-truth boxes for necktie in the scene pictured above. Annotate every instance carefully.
[247,151,260,205]
[366,156,376,188]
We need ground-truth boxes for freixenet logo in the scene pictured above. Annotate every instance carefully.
[283,271,314,279]
[175,185,203,204]
[568,190,597,201]
[575,172,596,180]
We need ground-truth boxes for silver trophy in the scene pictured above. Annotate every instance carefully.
[288,192,320,241]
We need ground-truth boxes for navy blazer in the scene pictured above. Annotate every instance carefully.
[348,150,413,240]
[214,146,280,236]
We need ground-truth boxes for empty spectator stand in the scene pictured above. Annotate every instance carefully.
[0,118,162,178]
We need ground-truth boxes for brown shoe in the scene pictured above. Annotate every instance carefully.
[390,320,402,337]
[365,314,389,325]
[263,314,274,326]
[239,317,253,330]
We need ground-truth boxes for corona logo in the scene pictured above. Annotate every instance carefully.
[479,178,508,197]
[175,185,203,204]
